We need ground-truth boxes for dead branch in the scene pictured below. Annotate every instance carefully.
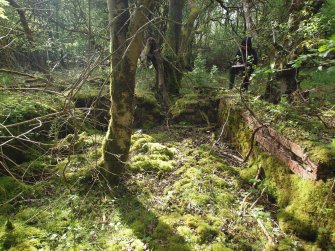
[2,112,64,129]
[256,218,275,246]
[0,68,48,82]
[243,125,266,163]
[0,119,42,147]
[0,87,63,96]
[210,105,231,153]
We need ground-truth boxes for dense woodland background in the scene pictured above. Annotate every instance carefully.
[0,0,335,250]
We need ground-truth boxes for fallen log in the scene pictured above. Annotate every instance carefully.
[0,68,48,83]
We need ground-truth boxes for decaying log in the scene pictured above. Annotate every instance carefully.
[241,110,332,180]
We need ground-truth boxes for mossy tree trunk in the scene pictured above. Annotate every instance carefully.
[103,0,153,184]
[163,0,200,95]
[163,0,185,95]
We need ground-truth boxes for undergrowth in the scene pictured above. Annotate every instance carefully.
[0,128,305,250]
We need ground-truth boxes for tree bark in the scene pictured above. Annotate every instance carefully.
[144,37,169,113]
[166,0,185,53]
[162,0,201,95]
[6,0,48,74]
[179,0,200,68]
[103,0,153,184]
[242,0,256,38]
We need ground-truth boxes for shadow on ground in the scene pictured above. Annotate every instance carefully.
[112,183,191,251]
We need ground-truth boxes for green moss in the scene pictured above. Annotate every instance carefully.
[208,243,233,251]
[196,222,218,244]
[135,91,158,106]
[170,93,200,118]
[130,220,146,236]
[73,84,108,100]
[241,149,335,243]
[215,193,235,206]
[130,133,177,172]
[130,155,176,172]
[0,177,30,215]
[131,132,155,151]
[18,158,54,178]
[308,143,335,167]
[43,208,72,233]
[15,208,49,226]
[0,93,58,127]
[219,97,335,248]
[0,222,46,250]
[151,217,189,251]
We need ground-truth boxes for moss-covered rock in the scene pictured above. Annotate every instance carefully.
[170,94,219,124]
[130,132,177,172]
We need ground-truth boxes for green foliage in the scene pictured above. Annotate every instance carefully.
[0,0,8,19]
[188,54,220,87]
[190,54,207,85]
[289,0,335,70]
[0,177,27,207]
[291,35,335,69]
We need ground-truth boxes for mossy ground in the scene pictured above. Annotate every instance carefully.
[0,127,308,251]
[1,67,334,250]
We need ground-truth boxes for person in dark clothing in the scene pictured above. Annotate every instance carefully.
[229,37,258,91]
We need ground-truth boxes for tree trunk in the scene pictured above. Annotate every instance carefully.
[243,0,256,38]
[179,0,200,69]
[88,0,93,51]
[6,0,34,42]
[103,0,153,184]
[166,0,184,53]
[6,0,48,74]
[163,0,185,95]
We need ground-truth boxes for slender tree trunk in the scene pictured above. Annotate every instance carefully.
[179,0,200,68]
[243,0,256,38]
[6,0,34,42]
[103,0,153,184]
[6,0,48,74]
[88,0,92,50]
[166,0,184,53]
[163,0,185,95]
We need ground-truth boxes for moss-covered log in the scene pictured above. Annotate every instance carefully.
[218,97,335,248]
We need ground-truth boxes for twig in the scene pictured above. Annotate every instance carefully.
[256,218,275,246]
[249,187,266,210]
[243,125,266,163]
[320,178,335,213]
[210,105,231,153]
[217,151,244,163]
[1,112,64,128]
[316,115,332,129]
[0,119,42,147]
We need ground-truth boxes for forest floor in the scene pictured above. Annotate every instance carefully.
[0,126,307,250]
[0,67,334,250]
